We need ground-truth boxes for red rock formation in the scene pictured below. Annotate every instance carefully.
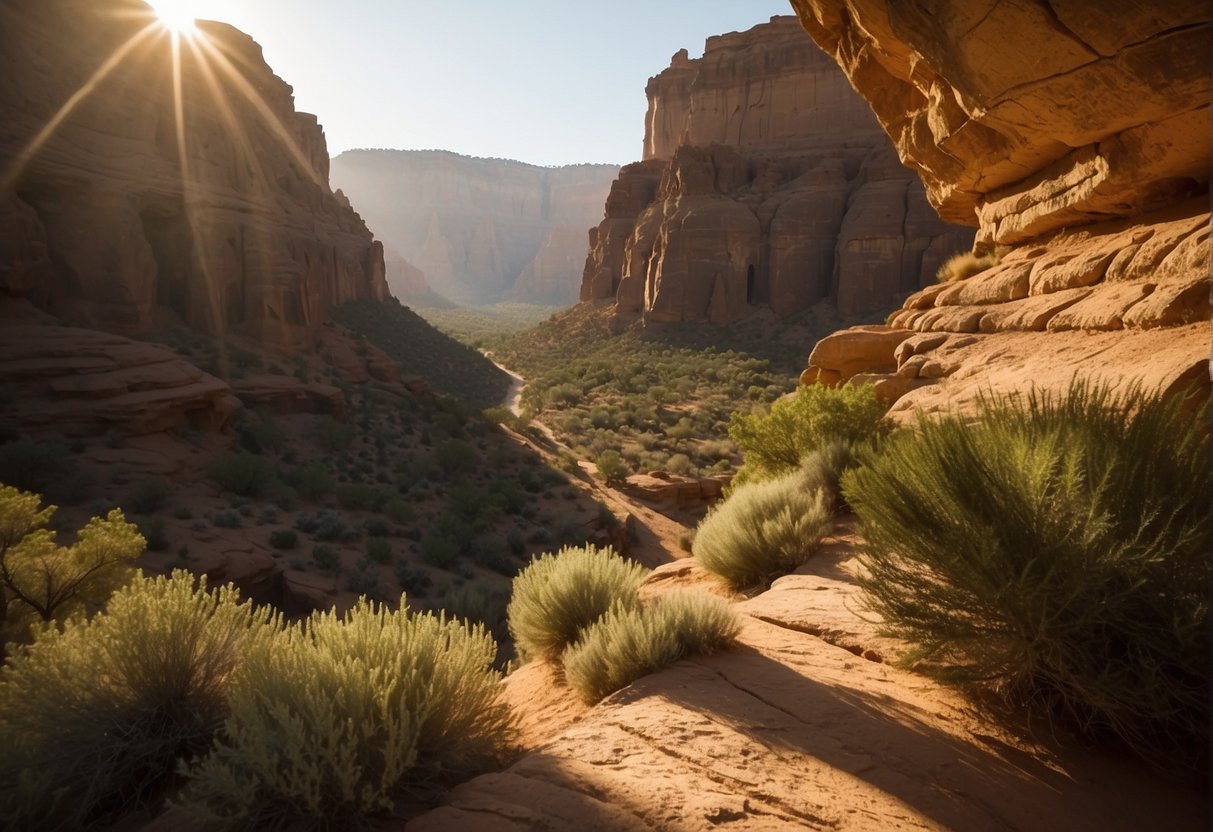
[0,0,389,350]
[581,16,974,323]
[790,0,1211,412]
[329,150,618,305]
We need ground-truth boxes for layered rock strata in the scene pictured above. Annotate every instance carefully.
[330,150,618,305]
[0,0,389,350]
[580,15,974,324]
[791,1,1211,412]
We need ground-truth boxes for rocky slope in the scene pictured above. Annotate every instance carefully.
[0,0,389,350]
[791,0,1210,412]
[580,15,974,324]
[330,150,618,305]
[408,524,1206,831]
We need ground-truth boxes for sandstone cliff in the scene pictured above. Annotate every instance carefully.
[0,0,390,350]
[581,16,975,324]
[330,150,618,305]
[790,0,1210,412]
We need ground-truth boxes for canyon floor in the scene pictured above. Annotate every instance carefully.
[406,521,1209,832]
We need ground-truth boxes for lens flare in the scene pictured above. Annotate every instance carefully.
[147,0,199,34]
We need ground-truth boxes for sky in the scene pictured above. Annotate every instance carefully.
[152,0,795,166]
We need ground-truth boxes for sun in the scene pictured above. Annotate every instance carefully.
[147,0,200,34]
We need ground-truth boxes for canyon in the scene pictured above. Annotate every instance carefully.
[330,150,618,305]
[580,15,975,325]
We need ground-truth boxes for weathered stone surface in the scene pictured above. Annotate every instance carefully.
[934,261,1032,306]
[620,472,727,509]
[581,16,973,324]
[1048,283,1156,332]
[0,321,235,437]
[805,325,912,380]
[0,2,390,349]
[330,150,618,304]
[977,288,1093,333]
[789,1,1210,243]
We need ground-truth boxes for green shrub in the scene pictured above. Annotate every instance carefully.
[797,440,860,512]
[728,384,890,487]
[210,453,276,498]
[435,439,478,478]
[366,536,392,564]
[125,476,173,514]
[268,529,298,550]
[692,467,833,590]
[562,591,740,703]
[311,545,340,573]
[595,450,629,486]
[0,572,273,829]
[843,382,1211,762]
[178,598,512,828]
[506,545,648,661]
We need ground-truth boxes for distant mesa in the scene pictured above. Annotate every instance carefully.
[0,1,389,350]
[330,150,619,306]
[580,15,975,325]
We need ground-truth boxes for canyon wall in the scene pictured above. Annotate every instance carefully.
[0,1,389,350]
[581,15,974,324]
[790,0,1210,412]
[330,150,618,305]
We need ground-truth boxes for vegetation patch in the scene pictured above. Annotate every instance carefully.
[843,382,1210,763]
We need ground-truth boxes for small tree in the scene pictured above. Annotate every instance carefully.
[0,486,144,655]
[595,450,629,486]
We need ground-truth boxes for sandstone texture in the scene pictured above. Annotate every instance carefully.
[408,523,1206,831]
[0,1,390,350]
[330,150,618,305]
[791,2,1211,412]
[580,16,974,324]
[790,0,1210,244]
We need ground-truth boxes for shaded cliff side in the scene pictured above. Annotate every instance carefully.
[580,15,974,325]
[789,0,1210,413]
[0,0,389,351]
[330,150,618,305]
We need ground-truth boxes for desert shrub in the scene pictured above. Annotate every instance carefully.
[286,463,334,500]
[0,488,143,638]
[125,477,173,514]
[366,536,392,564]
[728,383,890,487]
[311,545,340,573]
[420,534,460,570]
[0,572,274,829]
[295,510,359,542]
[562,591,740,703]
[138,516,170,552]
[346,559,384,599]
[595,450,629,486]
[936,246,1006,283]
[178,598,512,828]
[797,440,860,513]
[435,439,478,478]
[313,416,355,452]
[692,467,833,590]
[268,529,298,551]
[433,585,510,644]
[842,382,1211,762]
[210,453,276,498]
[335,482,394,512]
[507,545,648,661]
[395,564,432,597]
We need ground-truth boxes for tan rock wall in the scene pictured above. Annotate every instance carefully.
[0,1,390,349]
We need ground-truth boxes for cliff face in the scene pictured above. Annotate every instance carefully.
[330,150,618,305]
[581,15,974,324]
[0,1,390,350]
[790,0,1210,413]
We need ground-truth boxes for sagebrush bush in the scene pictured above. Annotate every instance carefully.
[728,383,890,487]
[210,453,276,497]
[843,382,1211,762]
[935,246,1006,283]
[507,545,648,661]
[0,572,274,830]
[693,467,833,590]
[179,598,512,828]
[797,440,859,513]
[562,591,740,703]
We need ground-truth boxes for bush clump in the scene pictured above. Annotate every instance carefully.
[935,246,1006,283]
[692,467,833,591]
[728,383,890,488]
[210,453,276,498]
[0,572,274,829]
[563,591,740,703]
[842,382,1211,762]
[507,545,648,661]
[179,598,512,828]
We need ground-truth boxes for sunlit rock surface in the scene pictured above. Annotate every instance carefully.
[0,0,389,349]
[580,15,974,324]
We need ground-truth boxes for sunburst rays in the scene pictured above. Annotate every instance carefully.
[1,1,333,358]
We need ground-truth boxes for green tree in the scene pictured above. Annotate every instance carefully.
[595,450,630,486]
[0,486,144,655]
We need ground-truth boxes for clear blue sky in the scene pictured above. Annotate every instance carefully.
[158,0,795,165]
